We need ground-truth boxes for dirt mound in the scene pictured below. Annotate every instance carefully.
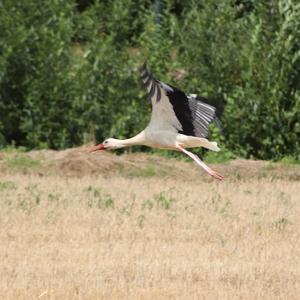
[26,147,140,176]
[26,146,194,178]
[49,148,128,175]
[1,147,299,181]
[223,159,300,181]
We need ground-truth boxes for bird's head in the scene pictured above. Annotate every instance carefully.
[89,138,124,152]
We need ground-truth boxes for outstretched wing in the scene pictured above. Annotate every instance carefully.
[140,64,217,138]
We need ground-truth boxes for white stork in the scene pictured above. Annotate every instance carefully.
[90,64,224,181]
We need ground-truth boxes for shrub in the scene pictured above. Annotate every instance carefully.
[0,0,299,160]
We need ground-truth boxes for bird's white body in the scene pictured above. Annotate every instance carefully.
[144,129,219,151]
[108,128,220,152]
[143,81,220,152]
[91,65,224,181]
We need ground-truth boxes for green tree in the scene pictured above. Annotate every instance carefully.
[0,0,299,160]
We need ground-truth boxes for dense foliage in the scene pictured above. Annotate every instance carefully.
[0,0,299,160]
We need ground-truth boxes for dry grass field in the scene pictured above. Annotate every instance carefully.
[0,148,300,299]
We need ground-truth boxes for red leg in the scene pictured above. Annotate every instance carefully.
[178,146,224,181]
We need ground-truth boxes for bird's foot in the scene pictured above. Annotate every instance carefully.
[208,169,224,181]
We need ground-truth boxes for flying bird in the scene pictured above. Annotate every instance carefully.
[90,64,224,181]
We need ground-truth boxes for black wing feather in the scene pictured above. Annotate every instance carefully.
[148,81,156,100]
[156,84,161,102]
[139,64,162,103]
[139,64,217,138]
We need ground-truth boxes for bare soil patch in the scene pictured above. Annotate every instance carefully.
[0,147,299,181]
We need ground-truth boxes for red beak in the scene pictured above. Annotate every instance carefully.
[88,143,105,153]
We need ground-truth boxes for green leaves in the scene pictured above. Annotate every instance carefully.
[177,1,300,160]
[0,0,299,160]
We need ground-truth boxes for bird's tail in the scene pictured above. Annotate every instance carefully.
[198,138,220,152]
[209,141,220,152]
[181,136,221,152]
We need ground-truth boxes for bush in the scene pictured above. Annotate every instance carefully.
[0,0,299,161]
[0,0,76,148]
[177,0,300,160]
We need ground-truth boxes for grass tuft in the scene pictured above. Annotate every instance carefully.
[84,186,115,209]
[5,155,40,172]
[0,181,16,191]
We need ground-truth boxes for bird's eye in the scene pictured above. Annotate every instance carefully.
[104,141,108,144]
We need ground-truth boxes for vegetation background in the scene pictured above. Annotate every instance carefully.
[1,2,300,298]
[1,0,299,161]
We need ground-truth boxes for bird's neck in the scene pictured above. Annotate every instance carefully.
[117,131,146,147]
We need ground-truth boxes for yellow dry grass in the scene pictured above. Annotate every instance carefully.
[0,150,299,299]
